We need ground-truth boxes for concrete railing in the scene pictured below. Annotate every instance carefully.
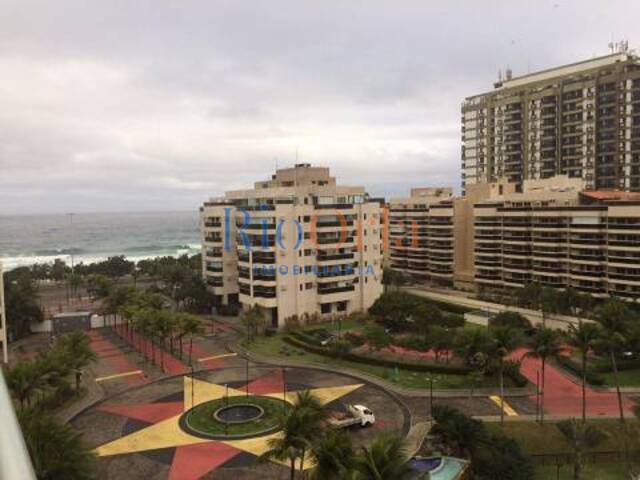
[0,370,36,480]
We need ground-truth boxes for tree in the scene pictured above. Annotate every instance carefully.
[3,269,44,339]
[540,287,558,327]
[310,430,356,480]
[292,390,327,474]
[488,326,523,425]
[413,303,441,342]
[517,282,542,310]
[151,310,175,372]
[526,327,563,424]
[490,311,532,332]
[596,298,633,424]
[56,331,97,392]
[6,361,45,408]
[19,409,96,480]
[261,408,307,480]
[431,405,486,458]
[241,305,265,343]
[454,327,491,367]
[353,434,413,480]
[85,274,112,301]
[557,419,608,480]
[567,321,600,422]
[175,313,204,364]
[363,323,391,353]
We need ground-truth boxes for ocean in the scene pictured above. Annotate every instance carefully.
[0,211,201,270]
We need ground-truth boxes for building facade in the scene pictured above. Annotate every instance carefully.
[474,176,640,301]
[387,186,491,290]
[200,164,384,328]
[462,50,640,194]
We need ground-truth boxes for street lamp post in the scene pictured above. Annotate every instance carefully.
[191,365,195,410]
[282,367,287,412]
[246,358,250,397]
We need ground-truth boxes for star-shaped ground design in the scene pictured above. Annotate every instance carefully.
[94,370,364,480]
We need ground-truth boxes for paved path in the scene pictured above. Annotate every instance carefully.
[88,330,146,386]
[513,348,637,417]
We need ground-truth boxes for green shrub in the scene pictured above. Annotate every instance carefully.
[394,335,431,352]
[284,335,471,375]
[344,332,365,347]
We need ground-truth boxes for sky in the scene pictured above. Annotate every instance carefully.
[1,0,640,215]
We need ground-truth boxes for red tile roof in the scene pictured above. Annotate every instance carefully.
[581,191,640,202]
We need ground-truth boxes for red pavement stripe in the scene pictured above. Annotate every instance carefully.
[168,442,240,480]
[513,348,636,417]
[98,402,184,423]
[89,331,145,386]
[241,370,284,396]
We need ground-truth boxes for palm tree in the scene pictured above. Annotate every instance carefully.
[526,327,563,424]
[6,361,44,408]
[18,409,96,480]
[175,313,204,364]
[261,408,307,480]
[293,390,327,474]
[488,326,523,425]
[596,299,632,424]
[557,419,608,480]
[152,310,175,372]
[566,321,600,422]
[353,434,413,480]
[309,430,356,480]
[56,331,97,392]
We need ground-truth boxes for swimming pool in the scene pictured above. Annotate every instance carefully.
[409,456,469,480]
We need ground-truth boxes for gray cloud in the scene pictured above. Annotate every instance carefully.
[1,0,639,214]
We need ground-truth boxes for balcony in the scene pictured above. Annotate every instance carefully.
[318,285,355,295]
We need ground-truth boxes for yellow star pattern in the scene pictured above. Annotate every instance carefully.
[94,376,364,470]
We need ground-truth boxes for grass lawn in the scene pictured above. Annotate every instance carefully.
[535,463,630,480]
[601,368,640,387]
[485,420,640,456]
[246,335,506,390]
[185,395,289,436]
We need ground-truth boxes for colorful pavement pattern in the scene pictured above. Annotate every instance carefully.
[88,330,146,386]
[94,370,364,480]
[513,348,637,417]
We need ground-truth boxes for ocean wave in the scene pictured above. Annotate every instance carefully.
[1,244,202,271]
[33,247,88,256]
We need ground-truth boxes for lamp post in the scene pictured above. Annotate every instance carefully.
[246,358,250,397]
[282,367,287,412]
[191,364,195,410]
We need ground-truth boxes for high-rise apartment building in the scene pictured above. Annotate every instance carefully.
[200,164,384,328]
[462,49,640,194]
[474,175,640,301]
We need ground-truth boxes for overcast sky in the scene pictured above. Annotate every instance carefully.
[2,0,640,215]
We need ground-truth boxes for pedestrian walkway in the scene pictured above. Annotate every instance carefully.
[512,348,636,417]
[88,330,146,386]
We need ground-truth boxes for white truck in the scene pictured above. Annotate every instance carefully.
[328,404,375,429]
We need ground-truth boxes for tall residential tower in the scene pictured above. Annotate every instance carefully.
[462,49,640,194]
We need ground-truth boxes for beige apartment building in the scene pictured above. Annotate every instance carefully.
[462,49,640,194]
[387,186,496,290]
[200,164,384,328]
[474,176,640,301]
